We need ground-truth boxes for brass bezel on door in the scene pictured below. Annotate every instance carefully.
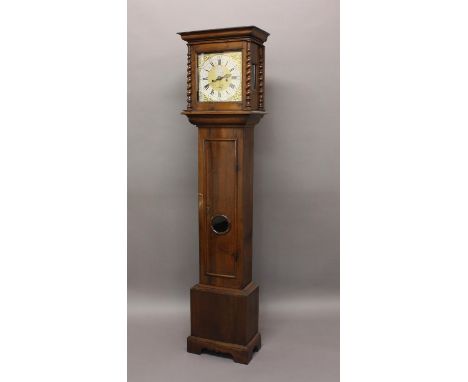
[210,214,231,235]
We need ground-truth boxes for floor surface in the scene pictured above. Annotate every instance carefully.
[128,294,339,382]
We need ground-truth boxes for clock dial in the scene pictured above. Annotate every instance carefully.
[198,51,242,102]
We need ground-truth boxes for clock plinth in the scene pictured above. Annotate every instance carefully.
[188,282,261,364]
[179,26,269,364]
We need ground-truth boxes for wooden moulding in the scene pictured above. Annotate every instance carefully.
[188,282,260,364]
[178,26,269,45]
[182,111,266,128]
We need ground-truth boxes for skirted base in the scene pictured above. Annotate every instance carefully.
[187,333,261,365]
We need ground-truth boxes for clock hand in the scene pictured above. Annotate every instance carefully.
[211,73,232,82]
[212,76,224,82]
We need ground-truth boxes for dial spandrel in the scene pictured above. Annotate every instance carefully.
[198,51,242,102]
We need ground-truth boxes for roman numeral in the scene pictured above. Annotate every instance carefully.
[229,83,235,89]
[210,89,214,95]
[202,77,208,80]
[231,76,238,79]
[210,62,215,67]
[204,84,209,90]
[218,91,221,98]
[230,67,235,72]
[218,58,221,65]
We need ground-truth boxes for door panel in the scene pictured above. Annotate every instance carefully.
[203,138,237,278]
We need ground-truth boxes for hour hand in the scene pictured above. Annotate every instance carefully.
[212,73,232,82]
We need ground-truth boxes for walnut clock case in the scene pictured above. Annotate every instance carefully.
[178,26,269,365]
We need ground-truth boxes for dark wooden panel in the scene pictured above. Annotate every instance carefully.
[204,138,237,278]
[197,125,257,289]
[240,126,254,285]
[190,283,259,346]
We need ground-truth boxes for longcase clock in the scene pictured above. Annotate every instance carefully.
[178,26,269,364]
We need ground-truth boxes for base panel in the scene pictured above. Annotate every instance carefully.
[190,282,259,344]
[189,282,260,363]
[187,332,261,365]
